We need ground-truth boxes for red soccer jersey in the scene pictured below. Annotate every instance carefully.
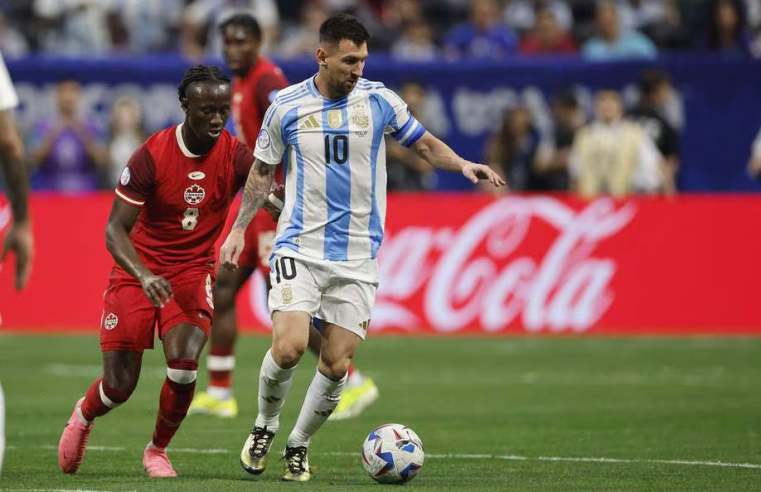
[114,125,254,276]
[231,56,288,183]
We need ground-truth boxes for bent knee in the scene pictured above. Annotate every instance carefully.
[272,339,307,369]
[103,372,138,398]
[212,281,238,311]
[319,358,351,381]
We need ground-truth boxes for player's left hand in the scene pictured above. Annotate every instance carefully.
[1,220,34,291]
[220,229,245,271]
[462,162,507,187]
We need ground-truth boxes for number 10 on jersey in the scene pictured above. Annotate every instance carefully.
[324,135,348,165]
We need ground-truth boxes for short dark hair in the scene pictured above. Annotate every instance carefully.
[219,12,262,41]
[319,13,370,47]
[177,65,231,102]
[638,70,670,97]
[551,89,578,109]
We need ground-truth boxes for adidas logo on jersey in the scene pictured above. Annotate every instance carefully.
[298,115,320,130]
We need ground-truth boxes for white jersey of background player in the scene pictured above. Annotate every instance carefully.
[0,50,34,477]
[220,13,505,482]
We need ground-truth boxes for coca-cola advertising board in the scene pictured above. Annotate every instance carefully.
[1,193,759,335]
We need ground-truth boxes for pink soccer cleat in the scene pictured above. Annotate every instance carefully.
[143,445,178,478]
[58,397,93,474]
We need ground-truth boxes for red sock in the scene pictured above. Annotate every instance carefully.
[80,378,131,422]
[152,359,198,449]
[208,346,234,389]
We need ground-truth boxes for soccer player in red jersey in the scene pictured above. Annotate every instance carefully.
[190,13,379,421]
[57,66,254,478]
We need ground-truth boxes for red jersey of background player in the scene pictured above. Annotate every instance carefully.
[114,124,253,277]
[231,57,287,180]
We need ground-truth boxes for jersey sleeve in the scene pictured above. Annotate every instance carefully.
[233,140,255,191]
[254,71,288,115]
[382,87,426,148]
[254,103,285,165]
[0,52,19,111]
[115,144,156,206]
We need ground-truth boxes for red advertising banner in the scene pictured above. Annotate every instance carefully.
[1,193,759,335]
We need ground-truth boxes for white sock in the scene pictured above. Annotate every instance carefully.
[346,368,365,388]
[254,349,296,434]
[147,441,165,452]
[287,369,347,448]
[207,386,232,400]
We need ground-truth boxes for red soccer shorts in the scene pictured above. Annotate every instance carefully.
[238,210,277,272]
[100,267,215,352]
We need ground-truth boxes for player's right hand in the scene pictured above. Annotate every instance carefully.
[1,221,34,291]
[220,229,245,271]
[140,274,173,308]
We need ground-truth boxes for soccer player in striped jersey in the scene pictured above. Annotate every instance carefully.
[189,12,379,421]
[221,14,505,481]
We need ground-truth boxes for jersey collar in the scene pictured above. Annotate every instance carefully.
[175,123,201,158]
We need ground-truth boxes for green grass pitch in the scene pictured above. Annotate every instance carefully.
[0,335,760,491]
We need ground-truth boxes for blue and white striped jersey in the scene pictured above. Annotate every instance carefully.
[254,75,426,262]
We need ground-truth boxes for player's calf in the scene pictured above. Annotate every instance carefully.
[59,379,132,474]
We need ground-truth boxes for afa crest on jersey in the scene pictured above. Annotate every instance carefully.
[184,184,206,205]
[350,105,369,129]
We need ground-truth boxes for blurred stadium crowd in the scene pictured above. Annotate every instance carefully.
[1,0,760,196]
[0,0,759,60]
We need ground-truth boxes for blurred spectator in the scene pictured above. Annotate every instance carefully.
[106,95,145,187]
[582,1,658,60]
[277,1,329,59]
[484,105,541,192]
[28,79,107,192]
[33,0,112,55]
[570,89,663,198]
[628,70,681,194]
[181,0,279,59]
[110,0,183,54]
[617,0,682,48]
[617,0,669,32]
[386,81,435,190]
[444,0,518,59]
[704,0,752,56]
[391,18,439,60]
[0,10,29,57]
[747,126,761,180]
[503,0,573,33]
[533,89,583,191]
[519,7,578,55]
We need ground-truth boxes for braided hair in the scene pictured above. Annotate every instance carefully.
[177,65,231,103]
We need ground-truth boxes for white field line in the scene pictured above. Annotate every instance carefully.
[46,364,165,379]
[327,451,761,470]
[24,445,761,470]
[4,490,137,492]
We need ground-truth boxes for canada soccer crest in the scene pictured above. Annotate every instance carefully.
[184,184,206,205]
[104,313,118,330]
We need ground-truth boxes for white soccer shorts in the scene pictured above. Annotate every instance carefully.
[268,251,378,340]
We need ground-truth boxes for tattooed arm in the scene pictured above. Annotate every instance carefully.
[220,158,277,268]
[0,109,33,290]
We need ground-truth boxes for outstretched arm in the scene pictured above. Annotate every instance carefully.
[0,109,33,290]
[106,198,172,307]
[410,131,506,187]
[221,158,277,268]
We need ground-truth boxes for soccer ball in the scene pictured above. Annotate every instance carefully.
[361,423,425,484]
